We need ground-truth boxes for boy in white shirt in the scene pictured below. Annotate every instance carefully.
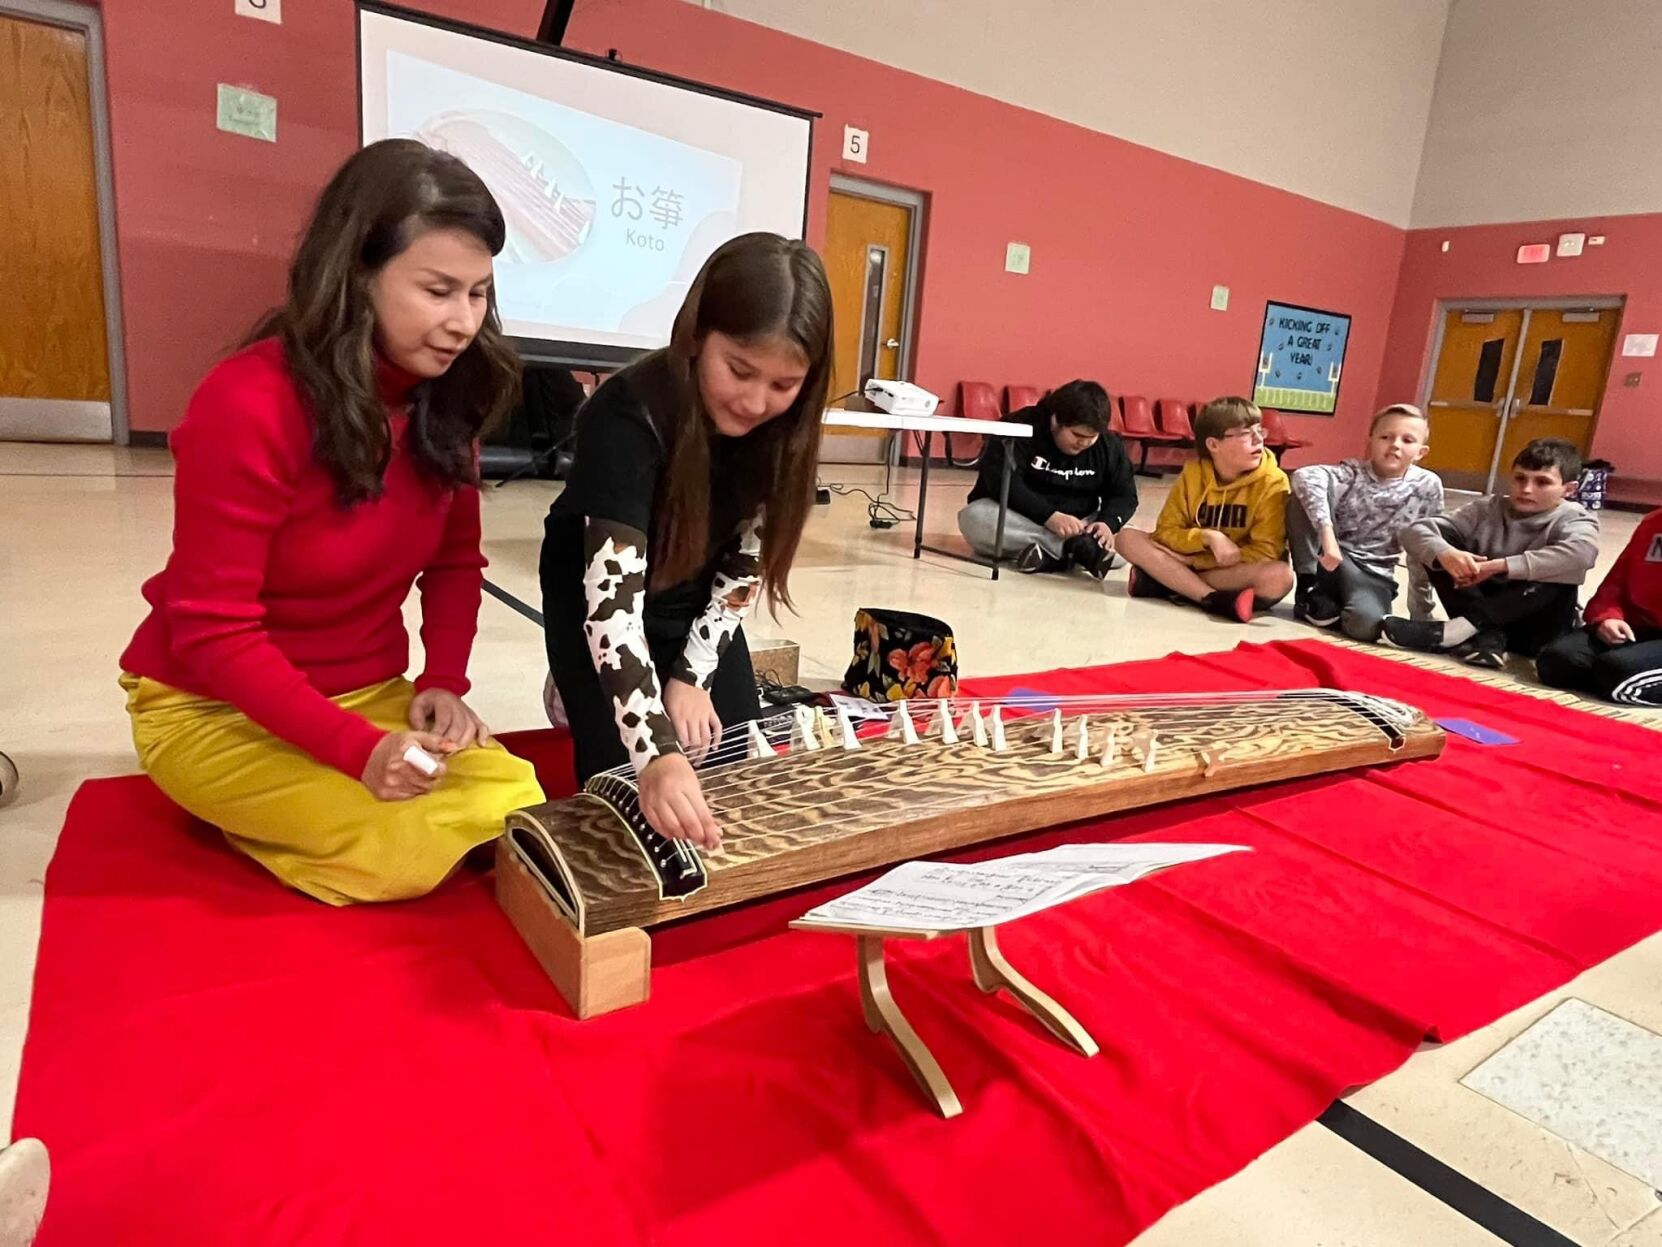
[1287,404,1444,641]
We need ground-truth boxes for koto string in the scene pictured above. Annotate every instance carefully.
[689,695,1378,807]
[595,688,1416,786]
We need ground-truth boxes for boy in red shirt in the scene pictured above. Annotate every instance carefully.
[1536,509,1662,705]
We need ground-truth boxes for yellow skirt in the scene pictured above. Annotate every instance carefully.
[120,674,545,906]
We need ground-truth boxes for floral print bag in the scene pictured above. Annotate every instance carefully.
[842,608,959,702]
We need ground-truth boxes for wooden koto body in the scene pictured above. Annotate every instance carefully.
[498,690,1444,1016]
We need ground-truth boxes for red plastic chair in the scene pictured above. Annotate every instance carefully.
[949,381,1002,465]
[1004,385,1043,414]
[1155,398,1196,442]
[1118,394,1183,473]
[1260,408,1310,462]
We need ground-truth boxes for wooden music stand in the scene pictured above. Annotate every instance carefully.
[789,919,1100,1119]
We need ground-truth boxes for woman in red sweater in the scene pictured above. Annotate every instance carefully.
[1537,508,1662,705]
[119,139,543,904]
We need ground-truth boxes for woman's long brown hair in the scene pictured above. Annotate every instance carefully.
[650,233,834,609]
[249,138,521,503]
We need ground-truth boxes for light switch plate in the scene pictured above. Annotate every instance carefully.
[1210,285,1230,311]
[1005,242,1031,275]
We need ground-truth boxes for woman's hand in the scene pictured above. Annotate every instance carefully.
[360,730,449,801]
[408,688,492,752]
[664,679,723,764]
[1597,617,1637,645]
[638,753,722,850]
[1202,529,1242,567]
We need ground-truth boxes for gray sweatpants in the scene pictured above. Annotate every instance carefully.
[1285,497,1427,641]
[957,499,1068,559]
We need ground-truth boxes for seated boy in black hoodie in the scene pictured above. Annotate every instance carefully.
[956,380,1138,579]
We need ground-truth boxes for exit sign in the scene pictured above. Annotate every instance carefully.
[1516,244,1551,264]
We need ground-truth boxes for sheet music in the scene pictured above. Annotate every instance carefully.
[798,843,1248,933]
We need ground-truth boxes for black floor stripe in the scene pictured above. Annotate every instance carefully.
[1318,1102,1577,1246]
[483,578,543,627]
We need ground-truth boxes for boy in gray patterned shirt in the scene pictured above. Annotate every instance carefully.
[1287,405,1444,640]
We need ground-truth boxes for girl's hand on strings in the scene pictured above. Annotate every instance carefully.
[665,679,723,764]
[639,753,722,851]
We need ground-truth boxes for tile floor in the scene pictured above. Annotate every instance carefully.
[1,441,1657,1245]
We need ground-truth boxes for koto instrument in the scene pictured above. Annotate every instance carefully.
[497,689,1445,1017]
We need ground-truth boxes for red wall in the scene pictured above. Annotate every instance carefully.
[99,0,542,436]
[571,0,1403,465]
[1378,214,1662,502]
[103,0,1403,463]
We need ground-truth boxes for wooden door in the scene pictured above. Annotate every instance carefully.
[823,190,911,403]
[1494,307,1618,472]
[1422,308,1525,486]
[0,12,111,439]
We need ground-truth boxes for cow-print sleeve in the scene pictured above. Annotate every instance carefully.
[582,516,681,773]
[667,512,764,690]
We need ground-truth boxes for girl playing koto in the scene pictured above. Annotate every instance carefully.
[540,233,834,851]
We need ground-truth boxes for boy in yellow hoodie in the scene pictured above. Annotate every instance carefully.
[1115,397,1294,622]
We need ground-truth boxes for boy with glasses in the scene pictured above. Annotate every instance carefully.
[1115,397,1294,621]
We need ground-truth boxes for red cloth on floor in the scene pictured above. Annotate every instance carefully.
[17,641,1662,1246]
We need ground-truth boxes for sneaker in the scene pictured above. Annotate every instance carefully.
[1015,541,1066,574]
[1126,565,1174,599]
[1201,587,1256,623]
[0,1139,48,1247]
[1064,534,1116,581]
[1453,628,1506,669]
[1295,590,1342,628]
[1380,616,1447,652]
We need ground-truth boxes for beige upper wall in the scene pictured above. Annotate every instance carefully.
[1411,0,1662,227]
[690,0,1450,227]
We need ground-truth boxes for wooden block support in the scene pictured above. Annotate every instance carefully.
[495,840,651,1019]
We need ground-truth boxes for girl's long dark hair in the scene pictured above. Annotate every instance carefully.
[249,138,521,503]
[649,232,834,609]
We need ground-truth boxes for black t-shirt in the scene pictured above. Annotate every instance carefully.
[967,406,1138,528]
[543,354,742,634]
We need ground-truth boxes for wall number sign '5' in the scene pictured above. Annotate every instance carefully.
[235,0,281,25]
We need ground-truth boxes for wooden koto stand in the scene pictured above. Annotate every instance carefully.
[788,919,1100,1118]
[496,691,1445,1020]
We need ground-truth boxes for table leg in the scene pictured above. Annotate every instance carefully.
[912,430,932,560]
[858,936,962,1118]
[992,440,1014,580]
[968,927,1099,1058]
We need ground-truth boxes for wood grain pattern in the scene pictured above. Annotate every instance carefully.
[506,695,1445,936]
[0,14,110,403]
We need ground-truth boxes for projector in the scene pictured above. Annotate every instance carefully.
[863,378,939,417]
